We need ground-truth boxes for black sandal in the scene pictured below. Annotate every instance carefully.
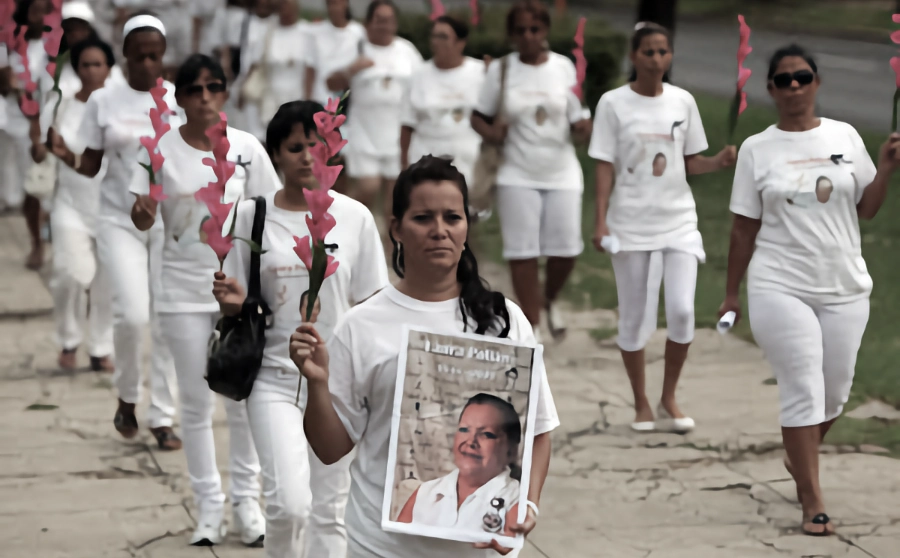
[114,400,138,439]
[802,513,833,537]
[150,426,183,451]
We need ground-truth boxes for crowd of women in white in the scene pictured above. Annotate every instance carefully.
[2,0,899,553]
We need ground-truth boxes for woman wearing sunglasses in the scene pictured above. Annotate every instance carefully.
[720,44,900,537]
[129,54,282,547]
[589,22,736,434]
[471,0,592,344]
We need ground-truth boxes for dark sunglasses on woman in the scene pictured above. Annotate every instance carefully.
[771,70,815,89]
[184,82,227,96]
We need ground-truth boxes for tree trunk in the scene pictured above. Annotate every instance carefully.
[636,0,678,36]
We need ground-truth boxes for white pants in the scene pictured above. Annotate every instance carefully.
[248,368,353,558]
[611,250,697,352]
[748,291,869,428]
[345,150,401,180]
[96,222,177,428]
[496,186,584,260]
[0,129,30,209]
[50,202,113,356]
[159,311,262,511]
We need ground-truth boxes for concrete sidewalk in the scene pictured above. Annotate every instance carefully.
[1,213,898,558]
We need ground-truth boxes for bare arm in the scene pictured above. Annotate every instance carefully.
[304,378,355,465]
[130,195,158,232]
[400,126,413,170]
[685,145,736,176]
[0,67,12,96]
[471,111,505,145]
[325,70,349,93]
[526,432,551,507]
[304,66,315,100]
[725,214,761,299]
[396,487,419,523]
[591,161,614,247]
[60,147,103,177]
[857,170,892,220]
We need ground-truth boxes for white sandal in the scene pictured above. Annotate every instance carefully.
[630,420,655,432]
[654,403,695,433]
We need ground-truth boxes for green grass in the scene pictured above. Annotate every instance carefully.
[473,91,900,420]
[592,0,897,42]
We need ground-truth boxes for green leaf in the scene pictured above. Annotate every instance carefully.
[893,89,900,133]
[26,403,58,411]
[726,89,741,145]
[138,162,156,185]
[234,236,266,254]
[304,242,329,322]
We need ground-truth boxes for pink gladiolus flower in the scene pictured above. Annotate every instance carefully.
[325,96,341,114]
[150,78,173,116]
[43,11,63,57]
[470,0,479,25]
[202,156,236,186]
[430,0,446,21]
[306,212,337,244]
[736,15,752,115]
[571,17,587,101]
[149,183,167,202]
[194,183,225,208]
[140,136,165,171]
[149,108,171,137]
[892,30,900,44]
[892,57,900,89]
[19,95,39,117]
[324,256,339,278]
[303,188,335,217]
[202,216,234,262]
[312,159,343,190]
[313,111,347,136]
[293,235,313,269]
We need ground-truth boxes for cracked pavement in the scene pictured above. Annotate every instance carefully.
[2,213,899,558]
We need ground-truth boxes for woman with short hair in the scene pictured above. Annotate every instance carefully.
[720,44,900,537]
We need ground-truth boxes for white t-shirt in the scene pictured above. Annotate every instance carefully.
[223,190,389,374]
[327,286,560,558]
[129,126,282,313]
[729,118,877,304]
[475,52,585,191]
[401,58,484,175]
[412,468,520,532]
[4,39,50,137]
[588,83,709,257]
[40,96,108,228]
[307,20,366,105]
[264,21,311,108]
[346,38,424,157]
[79,80,184,228]
[0,45,8,130]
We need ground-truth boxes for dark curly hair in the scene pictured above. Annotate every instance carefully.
[390,156,511,337]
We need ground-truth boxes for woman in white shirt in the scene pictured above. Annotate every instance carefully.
[212,100,389,558]
[240,0,310,140]
[130,54,280,547]
[288,155,559,558]
[720,44,900,537]
[57,2,127,97]
[400,15,484,187]
[328,0,423,225]
[49,13,181,451]
[397,393,522,534]
[588,22,736,434]
[31,37,115,374]
[472,0,592,344]
[304,0,365,106]
[233,0,278,140]
[1,0,51,270]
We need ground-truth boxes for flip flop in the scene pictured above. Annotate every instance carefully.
[802,513,833,537]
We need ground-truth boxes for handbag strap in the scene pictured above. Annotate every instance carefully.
[248,196,267,299]
[497,55,509,115]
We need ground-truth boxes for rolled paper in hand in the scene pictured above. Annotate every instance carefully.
[600,235,620,254]
[717,311,737,335]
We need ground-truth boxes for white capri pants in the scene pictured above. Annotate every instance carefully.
[158,311,261,512]
[748,291,869,428]
[0,129,30,209]
[248,367,353,558]
[96,222,177,428]
[496,186,584,260]
[345,150,401,180]
[50,202,113,357]
[611,250,697,352]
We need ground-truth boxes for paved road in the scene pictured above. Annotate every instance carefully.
[335,0,896,132]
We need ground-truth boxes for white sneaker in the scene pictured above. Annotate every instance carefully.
[546,301,566,340]
[233,498,266,547]
[190,507,227,546]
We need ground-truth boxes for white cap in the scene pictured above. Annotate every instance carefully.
[61,1,96,24]
[122,14,167,38]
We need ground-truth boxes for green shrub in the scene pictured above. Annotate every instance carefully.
[396,8,628,110]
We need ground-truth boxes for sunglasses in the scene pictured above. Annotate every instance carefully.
[771,70,815,89]
[183,82,226,96]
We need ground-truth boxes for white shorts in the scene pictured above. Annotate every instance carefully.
[346,150,401,180]
[748,290,870,428]
[496,186,584,260]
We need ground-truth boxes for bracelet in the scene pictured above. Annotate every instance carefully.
[525,500,539,517]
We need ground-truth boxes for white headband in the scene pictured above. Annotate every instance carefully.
[123,15,166,38]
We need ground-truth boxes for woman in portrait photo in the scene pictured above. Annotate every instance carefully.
[651,152,667,177]
[815,175,833,203]
[397,393,522,534]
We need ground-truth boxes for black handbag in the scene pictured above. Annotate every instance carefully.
[205,196,272,401]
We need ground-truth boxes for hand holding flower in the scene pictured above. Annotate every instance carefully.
[289,324,330,384]
[212,271,246,316]
[877,132,900,172]
[716,145,738,169]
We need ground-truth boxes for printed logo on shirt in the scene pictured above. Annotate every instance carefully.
[535,105,548,126]
[784,155,854,208]
[623,120,684,178]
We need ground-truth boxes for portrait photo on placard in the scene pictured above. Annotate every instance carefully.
[381,326,544,549]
